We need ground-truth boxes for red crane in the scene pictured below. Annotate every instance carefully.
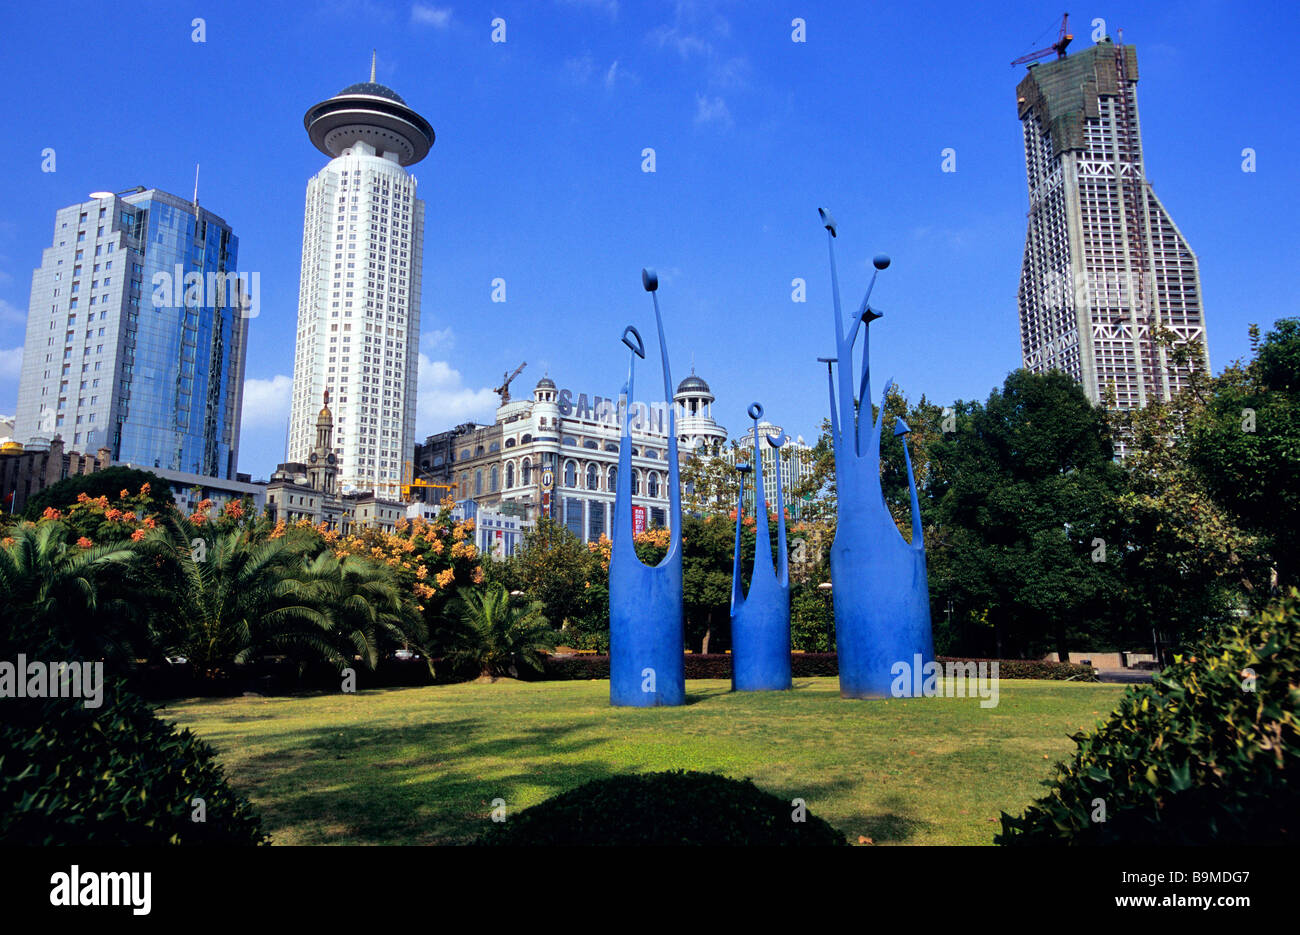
[1011,13,1073,66]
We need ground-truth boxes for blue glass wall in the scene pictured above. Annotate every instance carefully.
[113,196,245,478]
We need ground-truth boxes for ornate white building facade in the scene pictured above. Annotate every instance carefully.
[437,374,727,543]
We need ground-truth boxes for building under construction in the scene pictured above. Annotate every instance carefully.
[1016,36,1208,412]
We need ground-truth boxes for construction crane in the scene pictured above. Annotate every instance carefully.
[493,361,527,405]
[1011,13,1073,67]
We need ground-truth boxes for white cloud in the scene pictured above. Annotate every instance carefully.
[240,374,292,431]
[0,346,22,381]
[416,354,498,435]
[421,326,455,353]
[694,94,732,128]
[604,60,621,90]
[411,3,453,27]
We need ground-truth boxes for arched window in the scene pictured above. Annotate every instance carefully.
[489,442,500,452]
[505,438,516,448]
[475,470,483,496]
[522,433,532,443]
[584,439,598,449]
[563,436,578,447]
[506,462,515,488]
[632,469,642,496]
[490,466,498,492]
[522,459,531,484]
[459,473,468,497]
[645,449,658,460]
[564,460,577,487]
[604,442,617,452]
[586,463,599,490]
[607,465,617,491]
[476,446,485,456]
[461,448,471,460]
[648,472,660,498]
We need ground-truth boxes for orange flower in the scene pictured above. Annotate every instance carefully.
[119,489,130,500]
[472,566,484,585]
[77,492,91,503]
[145,517,157,529]
[2,537,15,548]
[130,528,147,541]
[105,508,124,522]
[76,536,93,548]
[139,483,151,496]
[436,568,455,588]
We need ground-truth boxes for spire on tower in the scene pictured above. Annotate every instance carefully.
[370,49,376,82]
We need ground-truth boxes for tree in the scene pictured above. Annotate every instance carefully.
[926,369,1129,659]
[510,517,599,629]
[1187,318,1300,592]
[147,518,340,679]
[23,466,175,521]
[450,585,555,679]
[0,521,149,664]
[300,551,426,669]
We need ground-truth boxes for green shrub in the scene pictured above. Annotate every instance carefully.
[0,676,269,845]
[478,769,846,845]
[23,465,176,520]
[997,592,1300,845]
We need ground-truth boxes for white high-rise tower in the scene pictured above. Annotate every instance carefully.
[1016,38,1207,412]
[287,58,434,497]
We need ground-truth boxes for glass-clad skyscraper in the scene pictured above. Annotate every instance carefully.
[14,189,248,477]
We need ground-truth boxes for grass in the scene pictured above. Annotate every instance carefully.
[161,677,1127,845]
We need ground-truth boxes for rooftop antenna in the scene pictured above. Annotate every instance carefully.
[370,49,376,82]
[192,163,200,207]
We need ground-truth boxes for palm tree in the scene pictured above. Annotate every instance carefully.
[299,551,427,669]
[148,518,339,680]
[0,521,145,661]
[450,586,556,679]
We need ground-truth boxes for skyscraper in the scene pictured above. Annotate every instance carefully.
[14,189,248,477]
[1016,38,1208,411]
[287,62,433,498]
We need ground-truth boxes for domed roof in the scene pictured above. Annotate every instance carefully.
[676,374,711,395]
[535,376,556,390]
[337,81,407,105]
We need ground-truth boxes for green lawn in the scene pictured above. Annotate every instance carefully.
[161,677,1128,845]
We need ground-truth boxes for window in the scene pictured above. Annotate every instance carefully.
[490,466,498,492]
[522,459,532,485]
[564,460,577,487]
[506,462,515,488]
[648,473,660,498]
[586,464,599,490]
[474,470,483,496]
[632,470,642,496]
[607,466,617,491]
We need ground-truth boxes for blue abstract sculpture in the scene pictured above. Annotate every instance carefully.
[729,403,793,691]
[609,268,685,707]
[817,208,934,698]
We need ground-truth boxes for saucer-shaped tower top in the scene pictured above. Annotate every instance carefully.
[303,59,434,166]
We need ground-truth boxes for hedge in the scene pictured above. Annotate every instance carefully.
[997,591,1300,844]
[536,652,1093,682]
[478,770,846,845]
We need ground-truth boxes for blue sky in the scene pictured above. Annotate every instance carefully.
[0,0,1294,480]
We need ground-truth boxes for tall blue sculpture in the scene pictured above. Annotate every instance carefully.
[609,269,685,707]
[729,403,793,691]
[817,208,934,698]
